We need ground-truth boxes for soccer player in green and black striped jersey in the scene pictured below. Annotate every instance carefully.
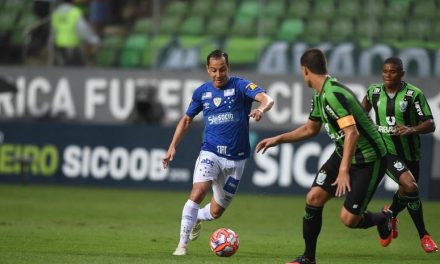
[256,49,393,264]
[362,57,438,253]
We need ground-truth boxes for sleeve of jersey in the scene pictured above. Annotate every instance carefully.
[185,89,203,118]
[414,93,433,121]
[328,91,356,129]
[308,94,321,121]
[242,79,266,98]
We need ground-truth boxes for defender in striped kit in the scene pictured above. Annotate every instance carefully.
[363,57,437,253]
[256,49,393,264]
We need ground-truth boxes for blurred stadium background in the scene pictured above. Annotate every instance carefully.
[0,0,440,199]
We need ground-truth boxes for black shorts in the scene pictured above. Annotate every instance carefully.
[385,154,420,182]
[312,151,386,215]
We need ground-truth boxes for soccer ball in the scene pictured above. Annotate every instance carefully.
[209,228,239,257]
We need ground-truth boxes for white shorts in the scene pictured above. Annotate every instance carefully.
[193,150,246,208]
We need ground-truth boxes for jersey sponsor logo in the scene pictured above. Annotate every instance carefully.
[378,125,397,134]
[316,170,327,185]
[217,145,228,155]
[207,112,235,125]
[202,92,212,100]
[399,100,408,112]
[386,116,396,126]
[213,97,222,107]
[406,90,414,97]
[201,158,215,167]
[415,101,423,116]
[373,88,381,94]
[324,123,345,140]
[393,161,405,171]
[353,204,359,209]
[325,104,339,119]
[246,83,258,90]
[224,88,235,97]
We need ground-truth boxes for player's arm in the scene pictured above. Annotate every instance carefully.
[249,92,274,121]
[395,119,435,136]
[361,95,372,112]
[332,116,359,197]
[255,119,322,154]
[162,114,194,169]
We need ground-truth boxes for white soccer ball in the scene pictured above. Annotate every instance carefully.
[209,228,239,257]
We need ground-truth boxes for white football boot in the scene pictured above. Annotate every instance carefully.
[189,220,202,241]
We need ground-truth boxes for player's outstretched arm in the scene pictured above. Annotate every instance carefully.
[395,119,435,136]
[249,92,274,121]
[256,119,321,154]
[162,115,193,169]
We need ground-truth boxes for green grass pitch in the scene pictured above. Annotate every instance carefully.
[0,184,439,263]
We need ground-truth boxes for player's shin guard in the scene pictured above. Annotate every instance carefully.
[404,191,428,238]
[389,192,407,218]
[178,199,199,247]
[303,205,323,261]
[197,203,214,221]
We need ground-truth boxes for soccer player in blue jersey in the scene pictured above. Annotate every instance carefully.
[163,50,274,256]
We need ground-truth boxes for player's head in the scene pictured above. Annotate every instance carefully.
[206,50,230,88]
[382,57,405,89]
[300,48,328,88]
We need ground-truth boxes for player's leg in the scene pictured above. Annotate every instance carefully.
[173,151,220,255]
[403,160,438,252]
[287,152,338,264]
[344,157,393,246]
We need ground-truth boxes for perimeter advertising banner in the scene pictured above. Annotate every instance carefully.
[0,121,433,199]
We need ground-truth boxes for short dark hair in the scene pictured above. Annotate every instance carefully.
[300,48,328,74]
[207,50,229,65]
[384,57,403,72]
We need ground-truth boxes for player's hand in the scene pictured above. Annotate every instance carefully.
[255,137,278,154]
[162,147,176,169]
[395,125,414,136]
[249,108,264,122]
[331,170,351,197]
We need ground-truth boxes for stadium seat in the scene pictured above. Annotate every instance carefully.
[276,18,304,42]
[264,1,285,19]
[236,1,260,18]
[312,0,336,19]
[205,16,231,38]
[189,0,213,17]
[285,0,311,19]
[302,19,329,45]
[329,18,354,43]
[215,1,238,14]
[354,19,380,48]
[179,16,205,36]
[163,1,188,17]
[119,34,149,68]
[412,0,437,19]
[360,0,386,18]
[406,19,429,41]
[159,15,182,35]
[132,18,154,34]
[260,17,280,39]
[230,17,256,37]
[380,20,405,46]
[178,35,218,65]
[224,36,270,67]
[337,0,361,18]
[385,0,411,20]
[144,35,172,67]
[95,35,124,67]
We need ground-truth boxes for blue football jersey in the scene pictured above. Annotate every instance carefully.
[186,76,265,160]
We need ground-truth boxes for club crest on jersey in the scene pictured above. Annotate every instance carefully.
[316,170,327,185]
[399,100,408,112]
[393,161,404,171]
[213,97,222,107]
[246,83,258,90]
[386,116,396,126]
[202,92,212,100]
[224,88,235,97]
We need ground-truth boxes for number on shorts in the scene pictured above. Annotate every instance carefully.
[223,177,240,194]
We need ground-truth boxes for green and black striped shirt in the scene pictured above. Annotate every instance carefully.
[366,82,433,161]
[309,76,387,164]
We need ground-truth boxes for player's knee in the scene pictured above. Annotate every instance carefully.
[340,214,359,228]
[400,174,418,193]
[306,190,326,207]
